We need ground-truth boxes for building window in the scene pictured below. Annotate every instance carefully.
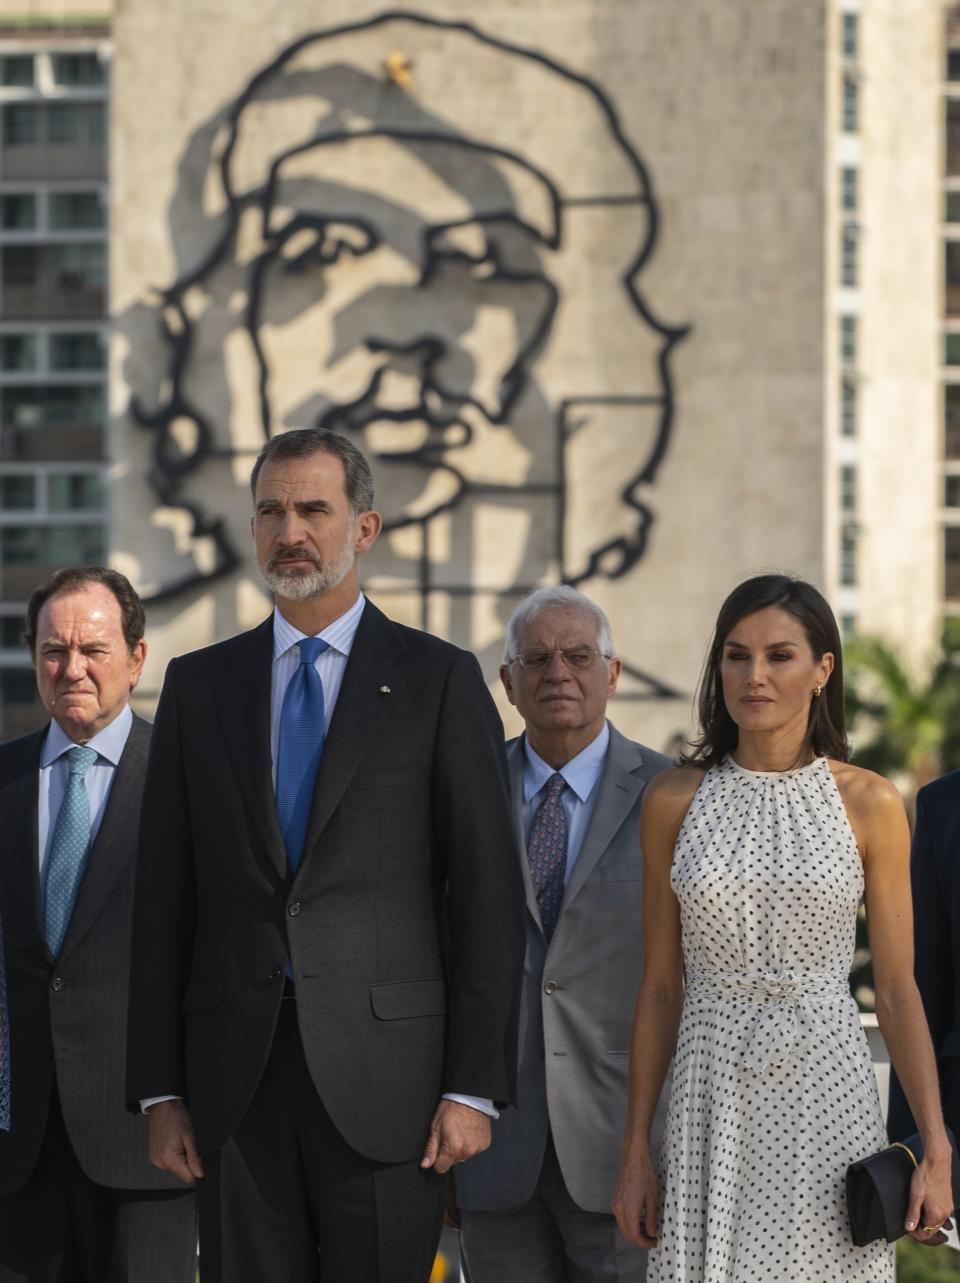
[949,101,960,177]
[2,384,105,430]
[840,613,857,639]
[48,472,104,512]
[0,193,36,230]
[841,315,857,364]
[48,191,105,231]
[0,475,35,510]
[947,527,960,598]
[49,332,104,371]
[840,464,857,513]
[842,13,859,60]
[0,334,38,372]
[948,193,960,223]
[840,528,857,587]
[1,243,106,318]
[841,226,858,287]
[841,376,857,436]
[947,476,960,508]
[947,386,960,457]
[946,334,960,365]
[51,52,106,88]
[2,103,38,147]
[842,77,859,133]
[950,48,960,82]
[948,243,960,317]
[0,523,106,567]
[0,55,34,88]
[841,166,858,213]
[0,616,24,649]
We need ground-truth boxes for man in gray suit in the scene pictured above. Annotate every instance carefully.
[456,586,670,1283]
[0,568,195,1282]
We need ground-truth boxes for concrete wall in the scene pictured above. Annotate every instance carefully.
[111,0,915,748]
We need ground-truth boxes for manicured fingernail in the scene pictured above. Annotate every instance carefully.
[906,1220,916,1230]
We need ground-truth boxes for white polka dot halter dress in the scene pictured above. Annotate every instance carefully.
[649,756,893,1282]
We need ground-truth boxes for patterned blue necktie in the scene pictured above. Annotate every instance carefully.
[43,745,98,958]
[276,637,329,876]
[527,772,568,940]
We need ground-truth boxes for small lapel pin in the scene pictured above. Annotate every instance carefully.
[378,685,392,695]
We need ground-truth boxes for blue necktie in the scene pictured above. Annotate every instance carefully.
[43,745,98,957]
[527,772,568,940]
[276,637,329,876]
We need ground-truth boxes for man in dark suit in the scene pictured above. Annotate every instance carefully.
[0,568,196,1283]
[888,774,960,1154]
[126,428,524,1283]
[455,587,670,1282]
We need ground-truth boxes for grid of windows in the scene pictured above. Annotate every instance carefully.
[2,101,106,149]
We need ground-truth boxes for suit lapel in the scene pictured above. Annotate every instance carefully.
[561,726,646,911]
[294,602,406,880]
[0,731,47,955]
[509,737,544,932]
[213,618,288,878]
[58,716,151,958]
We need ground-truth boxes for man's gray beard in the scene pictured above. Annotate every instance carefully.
[259,543,355,602]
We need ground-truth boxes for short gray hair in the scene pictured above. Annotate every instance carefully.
[503,586,615,663]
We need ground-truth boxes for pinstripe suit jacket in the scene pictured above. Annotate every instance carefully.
[0,714,179,1193]
[455,725,671,1214]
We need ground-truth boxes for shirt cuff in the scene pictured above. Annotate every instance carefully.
[140,1095,182,1115]
[442,1092,499,1119]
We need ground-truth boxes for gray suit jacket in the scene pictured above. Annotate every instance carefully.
[456,723,671,1214]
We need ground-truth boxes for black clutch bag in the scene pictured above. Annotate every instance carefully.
[846,1129,960,1246]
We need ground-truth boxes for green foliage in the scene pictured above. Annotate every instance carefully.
[845,618,960,793]
[897,1237,960,1281]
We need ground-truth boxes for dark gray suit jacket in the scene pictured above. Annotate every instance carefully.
[126,602,524,1164]
[456,724,671,1213]
[0,714,179,1193]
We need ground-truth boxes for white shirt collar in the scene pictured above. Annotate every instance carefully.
[272,593,366,662]
[522,721,610,804]
[40,702,133,768]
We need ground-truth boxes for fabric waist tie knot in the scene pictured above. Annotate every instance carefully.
[684,965,850,1073]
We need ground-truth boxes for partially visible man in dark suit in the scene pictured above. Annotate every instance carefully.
[455,587,670,1282]
[888,774,960,1159]
[126,428,524,1283]
[0,568,196,1283]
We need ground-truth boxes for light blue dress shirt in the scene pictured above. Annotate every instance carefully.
[522,720,610,887]
[38,703,133,876]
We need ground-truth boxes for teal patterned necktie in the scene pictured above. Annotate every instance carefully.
[43,746,98,957]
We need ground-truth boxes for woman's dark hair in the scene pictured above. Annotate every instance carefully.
[682,573,848,768]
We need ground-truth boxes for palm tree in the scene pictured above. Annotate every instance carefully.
[843,619,960,1010]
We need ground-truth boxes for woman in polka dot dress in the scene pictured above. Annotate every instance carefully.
[613,574,953,1281]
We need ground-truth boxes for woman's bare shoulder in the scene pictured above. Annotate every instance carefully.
[644,763,709,814]
[828,759,903,812]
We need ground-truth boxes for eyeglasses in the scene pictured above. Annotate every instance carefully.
[512,646,611,672]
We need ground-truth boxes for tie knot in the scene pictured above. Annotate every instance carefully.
[546,772,566,800]
[66,746,97,777]
[298,637,329,666]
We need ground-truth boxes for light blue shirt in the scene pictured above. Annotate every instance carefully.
[522,721,610,887]
[38,703,133,876]
[270,594,365,786]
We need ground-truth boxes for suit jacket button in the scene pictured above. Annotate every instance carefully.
[50,976,64,992]
[288,901,302,917]
[544,980,558,995]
